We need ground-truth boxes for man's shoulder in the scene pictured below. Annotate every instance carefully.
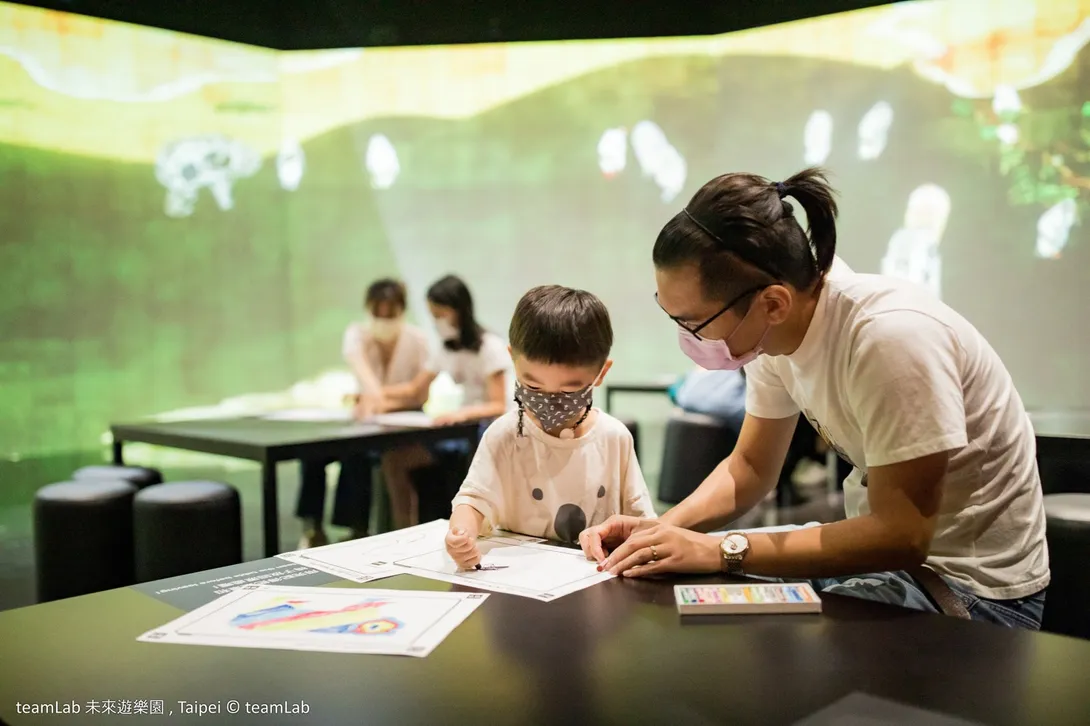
[829,274,962,346]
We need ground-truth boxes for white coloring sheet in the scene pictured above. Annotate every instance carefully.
[137,584,487,657]
[279,519,612,602]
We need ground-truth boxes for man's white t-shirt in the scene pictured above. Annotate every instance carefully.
[452,410,657,542]
[745,258,1049,599]
[426,331,515,409]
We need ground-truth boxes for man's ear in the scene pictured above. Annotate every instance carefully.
[594,359,614,387]
[763,285,794,325]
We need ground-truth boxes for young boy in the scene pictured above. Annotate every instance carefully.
[445,285,657,568]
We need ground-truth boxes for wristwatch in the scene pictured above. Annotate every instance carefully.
[719,532,750,575]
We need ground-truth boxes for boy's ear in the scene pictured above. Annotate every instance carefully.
[593,359,614,387]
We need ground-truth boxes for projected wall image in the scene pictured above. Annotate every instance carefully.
[1,0,1089,458]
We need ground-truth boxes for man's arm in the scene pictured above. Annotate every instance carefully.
[602,448,949,577]
[660,413,798,532]
[739,450,948,577]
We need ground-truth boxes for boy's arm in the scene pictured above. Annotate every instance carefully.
[449,420,504,533]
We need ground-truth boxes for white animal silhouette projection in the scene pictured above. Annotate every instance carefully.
[154,135,262,218]
[857,102,893,160]
[804,110,833,165]
[597,127,627,177]
[880,184,952,298]
[365,134,400,190]
[1036,197,1078,259]
[276,139,305,191]
[992,85,1023,116]
[629,120,687,203]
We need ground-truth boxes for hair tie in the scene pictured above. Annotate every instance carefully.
[774,181,787,198]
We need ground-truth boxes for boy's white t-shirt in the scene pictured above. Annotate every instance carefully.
[745,258,1049,600]
[452,409,657,542]
[426,331,515,409]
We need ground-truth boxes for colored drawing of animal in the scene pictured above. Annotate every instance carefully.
[229,598,403,635]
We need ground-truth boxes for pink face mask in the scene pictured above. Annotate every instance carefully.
[677,304,769,371]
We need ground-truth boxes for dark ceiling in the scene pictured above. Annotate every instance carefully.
[11,0,897,49]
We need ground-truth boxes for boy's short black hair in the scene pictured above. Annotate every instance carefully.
[509,285,613,367]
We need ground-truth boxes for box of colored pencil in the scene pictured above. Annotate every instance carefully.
[674,582,822,615]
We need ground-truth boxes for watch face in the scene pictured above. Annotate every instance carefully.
[724,534,748,554]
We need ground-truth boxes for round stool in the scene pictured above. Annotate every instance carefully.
[616,417,641,460]
[134,482,242,582]
[1042,493,1090,639]
[658,411,739,504]
[34,480,137,602]
[74,465,163,489]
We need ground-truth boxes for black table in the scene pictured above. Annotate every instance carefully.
[111,418,481,557]
[604,376,676,413]
[2,558,1089,726]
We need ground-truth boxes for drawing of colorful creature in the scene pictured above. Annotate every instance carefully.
[154,134,262,218]
[1036,197,1078,260]
[880,183,951,298]
[804,110,833,165]
[857,101,893,160]
[229,598,403,635]
[630,120,687,203]
[597,127,628,177]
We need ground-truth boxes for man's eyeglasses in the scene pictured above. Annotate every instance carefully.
[654,284,771,340]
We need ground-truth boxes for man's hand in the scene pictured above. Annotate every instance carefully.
[445,527,481,569]
[599,523,722,578]
[577,515,655,564]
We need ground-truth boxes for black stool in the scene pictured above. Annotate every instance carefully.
[74,464,163,489]
[658,411,739,504]
[616,417,641,460]
[134,482,242,582]
[1042,493,1090,639]
[34,480,137,602]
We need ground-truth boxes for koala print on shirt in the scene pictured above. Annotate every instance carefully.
[539,482,608,543]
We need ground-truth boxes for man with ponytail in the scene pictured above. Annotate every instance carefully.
[581,168,1049,629]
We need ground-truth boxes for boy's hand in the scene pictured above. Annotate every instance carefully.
[445,527,481,569]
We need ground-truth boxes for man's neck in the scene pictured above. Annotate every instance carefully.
[774,285,822,356]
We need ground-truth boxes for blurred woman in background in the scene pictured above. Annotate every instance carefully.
[295,278,429,547]
[379,274,513,529]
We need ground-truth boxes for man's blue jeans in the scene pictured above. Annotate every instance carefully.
[736,524,1046,629]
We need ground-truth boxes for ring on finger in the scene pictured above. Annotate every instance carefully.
[649,544,658,562]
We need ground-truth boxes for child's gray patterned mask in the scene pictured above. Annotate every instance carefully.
[514,381,594,434]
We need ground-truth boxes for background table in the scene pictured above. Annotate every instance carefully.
[111,418,481,556]
[1030,410,1090,496]
[2,557,1089,726]
[604,375,677,413]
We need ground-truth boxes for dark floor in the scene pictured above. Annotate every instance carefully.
[0,415,843,612]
